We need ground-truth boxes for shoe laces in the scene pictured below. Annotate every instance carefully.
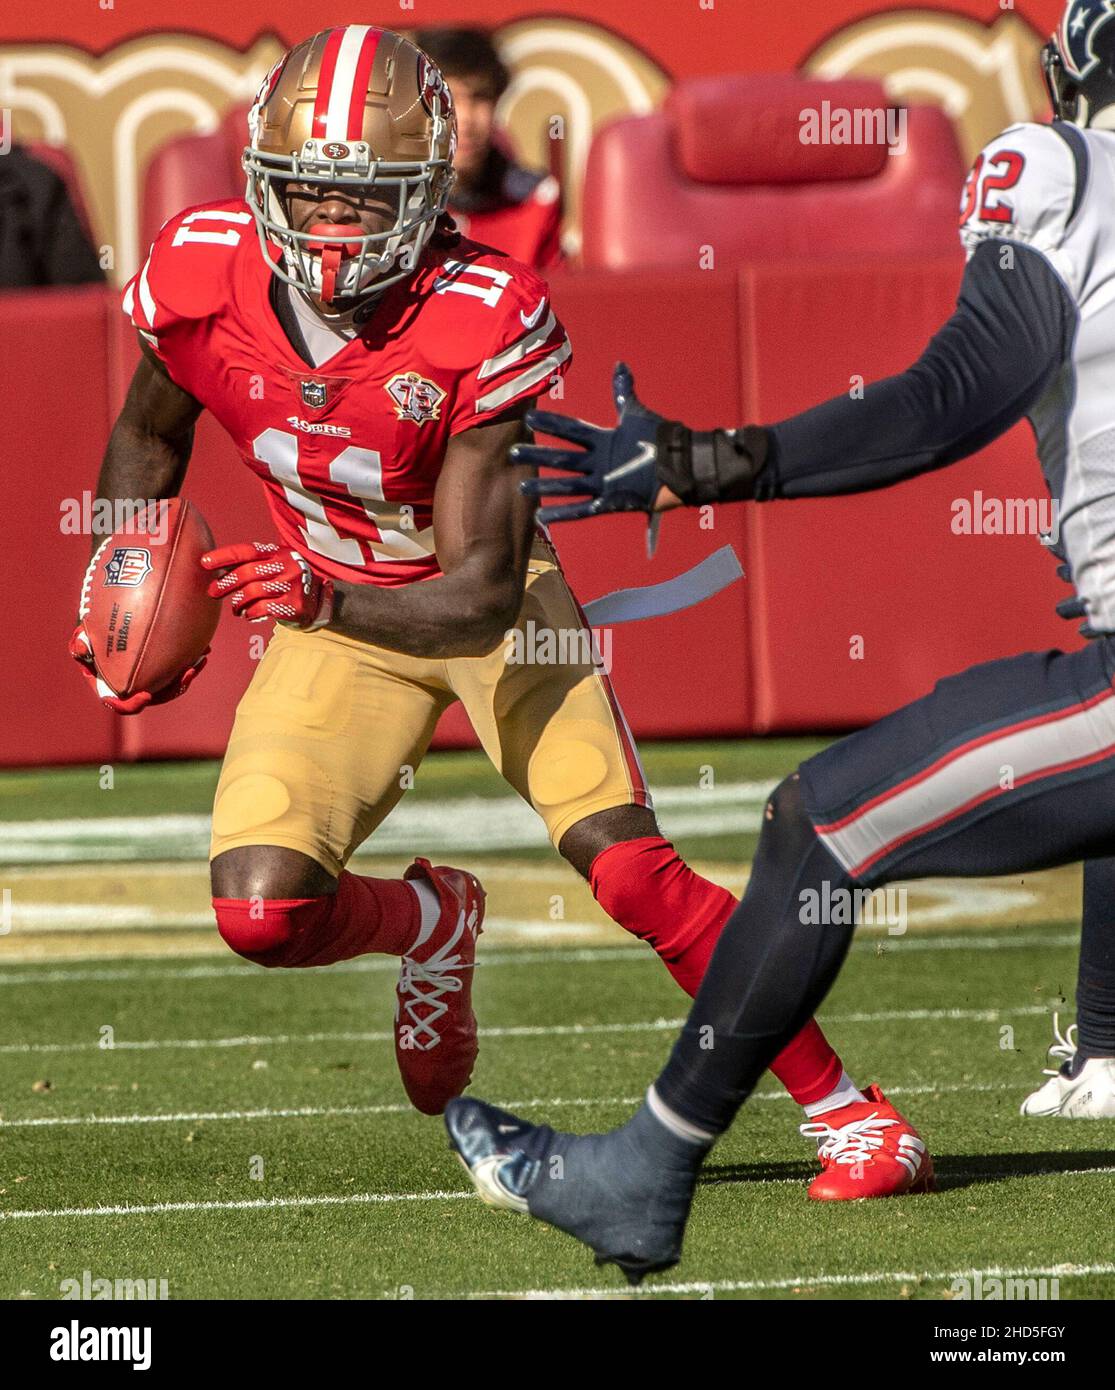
[1043,1011,1078,1078]
[397,906,477,1052]
[799,1110,898,1165]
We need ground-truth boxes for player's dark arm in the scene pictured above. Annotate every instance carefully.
[517,241,1076,517]
[91,339,202,552]
[327,409,534,658]
[735,239,1077,502]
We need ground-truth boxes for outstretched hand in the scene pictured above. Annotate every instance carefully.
[512,363,682,522]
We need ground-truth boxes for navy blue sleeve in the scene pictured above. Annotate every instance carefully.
[757,239,1077,501]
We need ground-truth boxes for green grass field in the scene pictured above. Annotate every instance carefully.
[1,740,1112,1301]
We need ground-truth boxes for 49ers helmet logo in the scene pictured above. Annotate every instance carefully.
[385,371,447,424]
[249,53,289,139]
[418,53,453,118]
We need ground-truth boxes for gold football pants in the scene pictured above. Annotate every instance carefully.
[210,550,651,875]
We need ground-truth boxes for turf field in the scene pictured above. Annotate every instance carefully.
[1,739,1113,1301]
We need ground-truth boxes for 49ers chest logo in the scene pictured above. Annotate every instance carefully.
[385,371,446,425]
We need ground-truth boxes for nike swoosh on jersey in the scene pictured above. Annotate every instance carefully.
[520,296,547,329]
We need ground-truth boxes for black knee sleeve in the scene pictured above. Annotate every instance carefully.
[1077,856,1115,1057]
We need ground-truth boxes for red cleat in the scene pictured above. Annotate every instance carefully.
[800,1084,935,1201]
[394,858,485,1115]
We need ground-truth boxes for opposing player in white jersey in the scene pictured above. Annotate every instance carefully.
[440,1,1115,1279]
[961,7,1115,1117]
[1013,3,1115,1118]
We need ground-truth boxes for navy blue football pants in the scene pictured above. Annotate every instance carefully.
[657,637,1115,1133]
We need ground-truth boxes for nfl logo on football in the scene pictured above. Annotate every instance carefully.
[103,547,152,587]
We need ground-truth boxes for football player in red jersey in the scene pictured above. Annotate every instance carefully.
[73,25,927,1189]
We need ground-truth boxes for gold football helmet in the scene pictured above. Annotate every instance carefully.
[243,25,456,310]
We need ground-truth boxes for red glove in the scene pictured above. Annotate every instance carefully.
[69,624,208,715]
[201,542,335,629]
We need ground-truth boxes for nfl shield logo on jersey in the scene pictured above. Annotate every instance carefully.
[386,371,447,425]
[103,547,152,587]
[300,380,329,410]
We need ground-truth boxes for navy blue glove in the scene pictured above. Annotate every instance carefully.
[512,362,675,522]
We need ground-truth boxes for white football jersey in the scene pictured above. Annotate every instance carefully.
[960,120,1115,632]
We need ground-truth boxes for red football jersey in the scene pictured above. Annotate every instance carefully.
[122,199,572,587]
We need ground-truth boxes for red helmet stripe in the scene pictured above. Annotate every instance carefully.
[312,27,345,140]
[347,26,382,140]
[1059,11,1074,72]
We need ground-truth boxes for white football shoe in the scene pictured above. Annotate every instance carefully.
[1020,1014,1115,1118]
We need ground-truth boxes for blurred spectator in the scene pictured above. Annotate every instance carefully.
[0,145,104,289]
[415,26,563,269]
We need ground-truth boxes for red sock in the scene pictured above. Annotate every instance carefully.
[769,1018,844,1106]
[213,869,419,968]
[590,837,729,996]
[590,836,845,1106]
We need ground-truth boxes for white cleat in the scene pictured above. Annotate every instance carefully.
[1020,1014,1115,1118]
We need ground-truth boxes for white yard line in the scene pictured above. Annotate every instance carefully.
[0,1079,1052,1131]
[0,929,1081,982]
[0,1003,1055,1056]
[461,1261,1115,1300]
[0,946,646,985]
[4,1171,1114,1225]
[0,782,778,864]
[0,1190,473,1221]
[0,907,613,939]
[0,1096,628,1130]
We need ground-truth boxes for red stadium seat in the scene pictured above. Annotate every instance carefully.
[138,104,537,260]
[581,75,966,270]
[140,104,250,255]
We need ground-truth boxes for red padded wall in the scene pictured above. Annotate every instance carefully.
[1,263,1079,767]
[0,288,117,765]
[740,255,1081,731]
[540,267,752,737]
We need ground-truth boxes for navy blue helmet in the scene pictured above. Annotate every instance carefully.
[1043,0,1115,125]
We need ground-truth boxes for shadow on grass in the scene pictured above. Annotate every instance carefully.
[699,1148,1115,1193]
